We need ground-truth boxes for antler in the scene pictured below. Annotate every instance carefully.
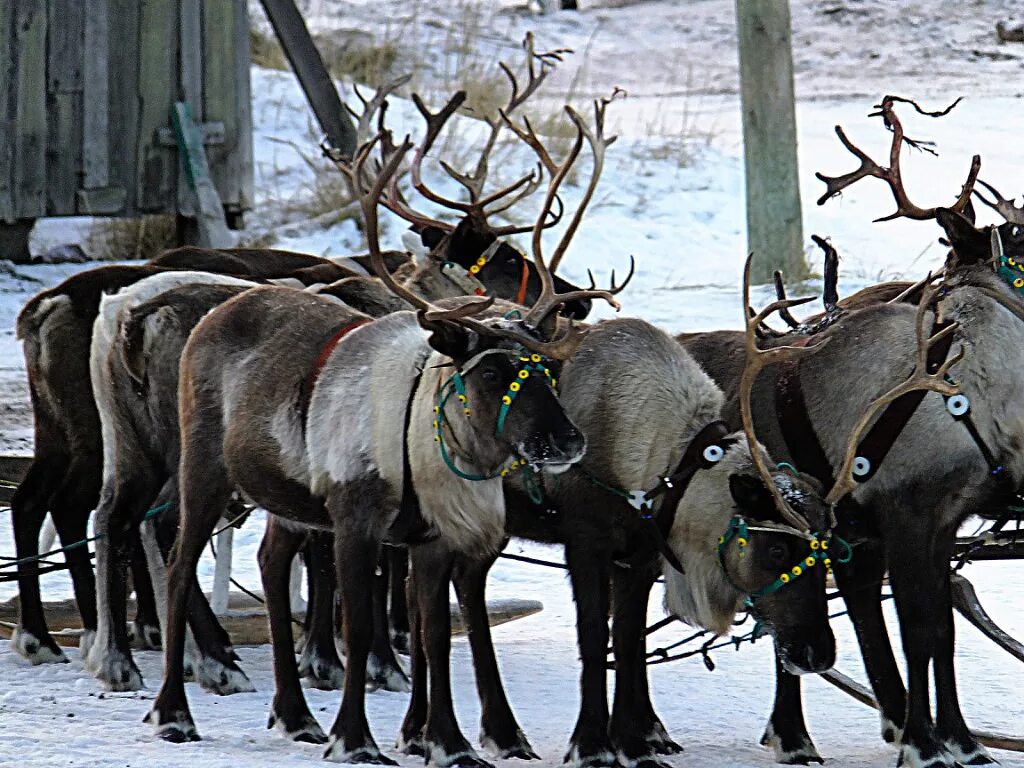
[587,254,636,296]
[346,133,494,323]
[816,95,980,222]
[974,179,1024,226]
[825,281,963,505]
[739,254,826,531]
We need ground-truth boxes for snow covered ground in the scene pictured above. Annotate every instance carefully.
[3,1,1024,766]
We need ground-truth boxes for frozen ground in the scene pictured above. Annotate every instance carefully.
[3,0,1024,766]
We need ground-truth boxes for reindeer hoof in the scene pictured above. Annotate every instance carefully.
[366,652,410,693]
[563,745,617,768]
[323,738,398,765]
[761,721,823,765]
[942,737,999,766]
[396,733,426,757]
[91,649,145,692]
[298,649,344,691]
[10,626,68,665]
[268,708,328,744]
[192,656,255,695]
[129,620,162,650]
[448,752,495,768]
[897,743,960,768]
[146,708,200,743]
[481,730,540,761]
[644,724,683,756]
[391,630,410,655]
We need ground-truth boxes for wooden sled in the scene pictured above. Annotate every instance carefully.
[0,591,543,648]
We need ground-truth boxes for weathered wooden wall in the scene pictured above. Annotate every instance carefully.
[0,0,253,224]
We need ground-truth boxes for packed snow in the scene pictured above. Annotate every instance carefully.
[3,1,1024,766]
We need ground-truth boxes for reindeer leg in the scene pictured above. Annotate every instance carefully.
[453,550,538,761]
[398,556,429,756]
[297,530,345,691]
[833,537,907,746]
[323,485,396,765]
[260,517,328,744]
[609,559,679,767]
[413,540,492,768]
[760,655,822,765]
[368,550,410,692]
[9,454,68,663]
[886,521,956,768]
[48,455,101,642]
[389,547,411,654]
[88,466,163,692]
[147,411,234,742]
[129,541,162,650]
[563,527,615,768]
[932,533,996,766]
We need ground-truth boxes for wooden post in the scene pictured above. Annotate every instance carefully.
[736,0,807,283]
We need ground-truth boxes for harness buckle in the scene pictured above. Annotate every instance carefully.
[627,489,652,511]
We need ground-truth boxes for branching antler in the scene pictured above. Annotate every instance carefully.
[974,179,1024,226]
[825,282,963,505]
[811,235,840,313]
[739,254,826,531]
[341,131,618,359]
[587,255,636,296]
[816,95,980,222]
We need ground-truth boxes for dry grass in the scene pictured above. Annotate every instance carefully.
[249,28,289,71]
[84,216,178,261]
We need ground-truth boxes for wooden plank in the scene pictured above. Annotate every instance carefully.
[45,91,82,214]
[0,0,14,222]
[82,0,110,189]
[177,0,203,216]
[233,0,254,215]
[201,0,237,206]
[172,101,232,248]
[14,0,47,219]
[105,0,140,215]
[47,0,84,93]
[76,186,126,215]
[136,0,177,212]
[736,0,806,282]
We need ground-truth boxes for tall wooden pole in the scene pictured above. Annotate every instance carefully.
[736,0,807,283]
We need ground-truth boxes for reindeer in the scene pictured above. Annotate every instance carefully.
[683,97,1022,768]
[146,133,617,764]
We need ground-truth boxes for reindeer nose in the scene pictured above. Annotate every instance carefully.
[554,427,586,463]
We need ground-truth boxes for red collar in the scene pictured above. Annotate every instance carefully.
[300,320,371,424]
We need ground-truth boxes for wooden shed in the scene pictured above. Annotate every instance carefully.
[0,0,254,256]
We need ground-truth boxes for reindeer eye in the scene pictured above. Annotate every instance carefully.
[768,543,788,565]
[1013,226,1021,238]
[506,256,519,267]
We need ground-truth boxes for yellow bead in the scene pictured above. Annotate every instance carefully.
[433,406,440,414]
[464,409,471,416]
[805,557,816,567]
[518,370,529,379]
[810,539,820,550]
[500,469,510,477]
[458,394,467,403]
[476,256,487,267]
[780,574,790,583]
[718,536,725,544]
[551,379,557,388]
[470,264,481,274]
[821,541,829,550]
[530,354,541,363]
[520,356,530,362]
[502,395,512,405]
[737,537,747,547]
[434,436,441,442]
[1014,278,1024,289]
[1010,258,1018,267]
[510,382,520,392]
[823,558,832,568]
[792,566,802,576]
[432,420,438,429]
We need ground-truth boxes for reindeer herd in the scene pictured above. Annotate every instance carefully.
[4,36,1024,768]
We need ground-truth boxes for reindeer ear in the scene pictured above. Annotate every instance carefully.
[444,217,493,268]
[936,208,991,264]
[418,314,480,361]
[419,225,447,251]
[728,474,775,518]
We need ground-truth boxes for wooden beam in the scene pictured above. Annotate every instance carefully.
[14,0,47,219]
[82,0,110,190]
[736,0,807,283]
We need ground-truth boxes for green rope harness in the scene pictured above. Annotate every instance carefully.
[0,501,171,570]
[432,350,556,505]
[716,515,852,599]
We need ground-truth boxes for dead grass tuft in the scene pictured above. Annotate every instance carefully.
[84,216,178,261]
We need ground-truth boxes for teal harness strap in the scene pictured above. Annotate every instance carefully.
[716,516,852,599]
[433,351,556,492]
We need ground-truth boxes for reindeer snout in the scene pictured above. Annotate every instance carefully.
[782,632,836,676]
[519,427,586,471]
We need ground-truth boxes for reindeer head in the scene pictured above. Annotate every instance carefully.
[342,109,622,478]
[332,36,629,321]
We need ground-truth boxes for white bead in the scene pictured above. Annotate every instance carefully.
[946,394,970,417]
[852,456,871,477]
[703,444,725,463]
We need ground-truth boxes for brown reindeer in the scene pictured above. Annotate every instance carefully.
[683,97,1021,768]
[146,119,619,764]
